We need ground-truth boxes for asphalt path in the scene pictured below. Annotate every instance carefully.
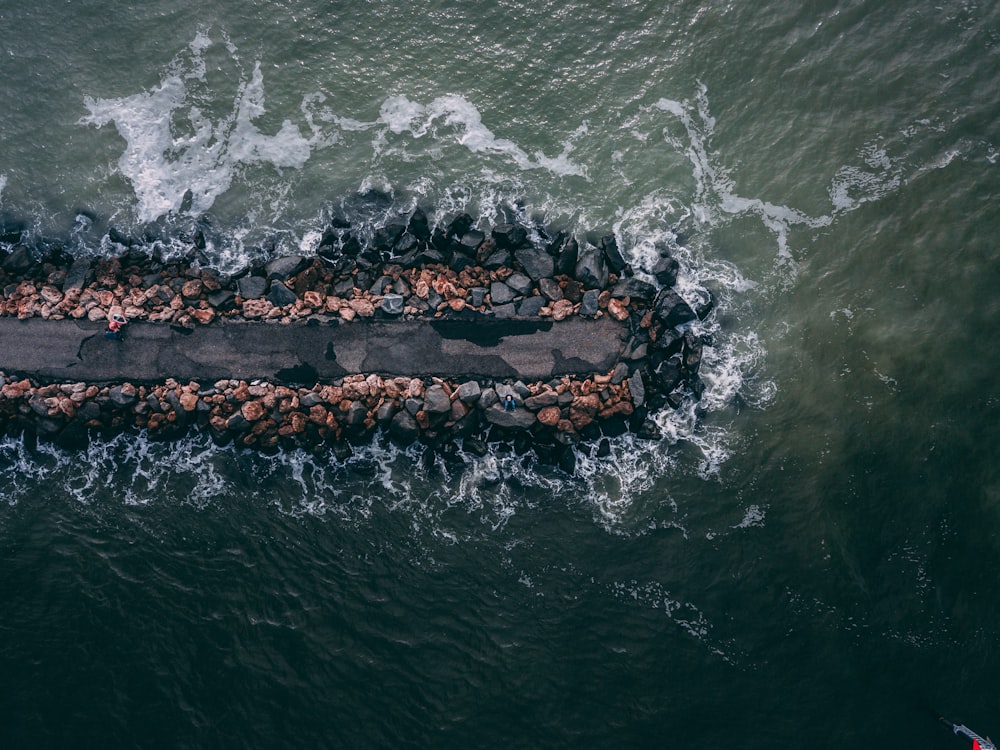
[0,315,628,385]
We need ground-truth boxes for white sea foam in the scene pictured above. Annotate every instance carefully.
[0,174,7,204]
[376,94,588,178]
[80,35,318,223]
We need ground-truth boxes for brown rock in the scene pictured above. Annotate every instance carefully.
[537,405,561,427]
[303,290,324,308]
[550,299,575,322]
[179,393,199,412]
[608,297,630,321]
[40,286,63,306]
[569,394,601,430]
[447,298,466,312]
[241,400,266,422]
[181,279,203,299]
[348,298,375,317]
[599,401,634,419]
[191,308,215,325]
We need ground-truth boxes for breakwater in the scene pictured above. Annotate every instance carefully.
[1,209,712,466]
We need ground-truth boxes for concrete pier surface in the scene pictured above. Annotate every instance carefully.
[0,315,628,385]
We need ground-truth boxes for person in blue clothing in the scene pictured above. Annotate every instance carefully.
[503,394,516,411]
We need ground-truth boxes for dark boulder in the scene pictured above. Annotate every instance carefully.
[207,290,236,310]
[600,235,627,274]
[1,244,32,274]
[516,246,555,281]
[423,384,451,415]
[652,255,680,287]
[447,213,474,239]
[408,207,431,241]
[459,229,485,251]
[107,227,133,247]
[492,223,528,249]
[653,288,697,328]
[556,236,579,277]
[574,245,608,289]
[538,277,563,301]
[380,293,405,316]
[267,280,298,307]
[490,281,516,305]
[579,289,601,317]
[505,272,533,296]
[63,257,93,291]
[611,276,656,303]
[264,254,308,281]
[389,409,419,445]
[392,232,419,257]
[373,224,405,252]
[517,296,545,316]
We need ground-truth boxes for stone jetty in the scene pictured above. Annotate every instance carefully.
[0,208,712,468]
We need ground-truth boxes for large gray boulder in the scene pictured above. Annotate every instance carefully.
[516,246,555,281]
[238,275,267,300]
[490,281,516,306]
[575,245,608,289]
[484,404,536,429]
[423,384,451,414]
[264,254,308,281]
[653,289,697,328]
[267,280,298,307]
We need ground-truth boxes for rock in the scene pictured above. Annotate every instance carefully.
[492,302,516,318]
[579,290,601,317]
[517,296,545,317]
[108,384,138,407]
[207,290,235,310]
[241,400,266,422]
[600,235,627,274]
[611,362,630,385]
[459,229,485,251]
[463,436,489,457]
[470,287,488,307]
[575,245,608,289]
[515,246,555,281]
[482,248,511,270]
[490,281,516,306]
[423,384,451,414]
[380,293,405,316]
[1,245,32,274]
[607,298,630,321]
[537,405,561,427]
[628,370,646,407]
[484,404,536,429]
[237,275,267,300]
[267,280,298,308]
[556,236,579,277]
[538,277,563,301]
[550,299,575,321]
[505,272,533,296]
[569,394,601,430]
[408,207,431,241]
[455,380,482,404]
[491,223,527,248]
[653,289,697,328]
[227,412,250,431]
[265,254,308,281]
[392,232,418,256]
[524,390,559,409]
[345,400,367,426]
[63,257,93,291]
[611,277,656,303]
[389,409,419,444]
[652,255,680,287]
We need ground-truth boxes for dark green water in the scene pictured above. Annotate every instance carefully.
[2,0,1000,747]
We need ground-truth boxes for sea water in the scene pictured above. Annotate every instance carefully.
[2,1,1000,747]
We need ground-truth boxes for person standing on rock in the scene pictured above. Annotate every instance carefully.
[104,306,127,341]
[503,393,516,412]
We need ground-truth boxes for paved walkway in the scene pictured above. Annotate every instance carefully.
[0,315,628,384]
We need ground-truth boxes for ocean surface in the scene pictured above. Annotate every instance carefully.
[2,0,999,747]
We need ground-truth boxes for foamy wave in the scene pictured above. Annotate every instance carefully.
[653,85,833,260]
[80,34,318,223]
[377,94,588,178]
[0,174,7,204]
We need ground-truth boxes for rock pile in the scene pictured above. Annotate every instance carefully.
[0,209,714,465]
